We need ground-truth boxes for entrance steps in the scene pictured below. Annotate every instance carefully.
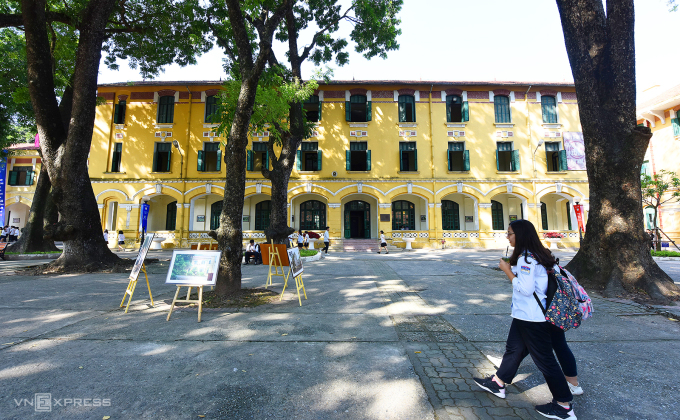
[327,239,401,253]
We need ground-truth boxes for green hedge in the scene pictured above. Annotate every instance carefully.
[651,250,680,257]
[300,249,318,257]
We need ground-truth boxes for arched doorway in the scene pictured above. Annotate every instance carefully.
[491,200,504,231]
[392,200,415,230]
[300,200,326,230]
[441,200,460,230]
[166,201,177,230]
[344,200,370,238]
[210,201,222,230]
[255,200,271,231]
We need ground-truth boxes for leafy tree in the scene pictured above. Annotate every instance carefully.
[555,0,680,301]
[641,169,680,250]
[0,0,211,270]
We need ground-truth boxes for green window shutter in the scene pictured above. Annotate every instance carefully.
[344,210,350,238]
[399,151,404,171]
[463,150,470,171]
[319,102,322,121]
[265,150,269,170]
[296,150,301,170]
[462,101,469,122]
[113,104,119,124]
[345,101,351,121]
[216,149,222,171]
[317,150,322,170]
[672,118,680,137]
[26,171,33,185]
[414,149,418,171]
[399,101,406,122]
[152,149,158,172]
[446,96,452,122]
[566,201,572,230]
[511,149,520,171]
[197,150,204,171]
[366,150,371,170]
[117,100,126,124]
[366,101,372,121]
[9,171,17,185]
[558,150,568,171]
[346,150,351,171]
[447,151,452,171]
[495,150,499,171]
[246,150,253,171]
[166,148,172,171]
[541,202,548,230]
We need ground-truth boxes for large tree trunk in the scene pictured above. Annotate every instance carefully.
[7,164,58,253]
[556,0,680,302]
[22,0,121,271]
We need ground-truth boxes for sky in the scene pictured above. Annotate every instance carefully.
[98,0,680,102]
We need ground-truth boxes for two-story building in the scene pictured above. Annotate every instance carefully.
[5,80,590,249]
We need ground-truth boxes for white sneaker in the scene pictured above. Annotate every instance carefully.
[568,382,583,395]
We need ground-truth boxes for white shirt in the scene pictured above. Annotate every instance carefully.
[246,243,258,252]
[297,234,304,243]
[510,253,550,322]
[104,232,109,241]
[304,234,309,243]
[323,231,329,241]
[118,233,125,241]
[380,233,386,243]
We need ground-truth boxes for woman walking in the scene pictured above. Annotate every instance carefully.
[473,219,577,420]
[117,230,126,252]
[377,230,388,254]
[297,230,304,250]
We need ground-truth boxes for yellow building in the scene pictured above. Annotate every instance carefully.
[6,80,590,249]
[637,83,680,244]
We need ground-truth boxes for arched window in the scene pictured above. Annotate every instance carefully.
[446,95,464,122]
[491,200,504,230]
[347,94,370,122]
[442,200,460,230]
[166,201,177,230]
[210,201,222,230]
[205,95,218,123]
[304,95,320,122]
[157,96,175,123]
[255,200,271,231]
[300,200,326,230]
[392,200,415,230]
[398,95,415,122]
[494,95,511,123]
[540,202,548,230]
[541,95,558,123]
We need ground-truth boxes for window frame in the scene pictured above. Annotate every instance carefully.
[255,200,271,231]
[153,142,172,172]
[300,200,326,230]
[157,96,175,124]
[111,142,123,172]
[398,94,416,122]
[303,95,321,123]
[494,95,511,123]
[541,95,558,124]
[491,200,504,231]
[113,100,126,124]
[204,95,218,123]
[441,200,461,230]
[392,200,416,230]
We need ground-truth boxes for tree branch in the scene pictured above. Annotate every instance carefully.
[0,11,73,28]
[300,3,355,63]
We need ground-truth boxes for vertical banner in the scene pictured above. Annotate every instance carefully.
[141,203,150,232]
[0,155,5,225]
[573,204,585,233]
[563,132,586,170]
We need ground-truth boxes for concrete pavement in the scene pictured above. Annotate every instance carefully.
[1,250,679,419]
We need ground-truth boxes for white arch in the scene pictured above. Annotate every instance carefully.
[484,183,533,198]
[435,183,485,197]
[96,189,130,201]
[189,192,224,231]
[440,191,480,231]
[384,184,435,196]
[488,191,529,228]
[132,184,183,199]
[535,184,585,201]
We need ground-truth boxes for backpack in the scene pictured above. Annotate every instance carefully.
[525,251,583,331]
[557,265,593,320]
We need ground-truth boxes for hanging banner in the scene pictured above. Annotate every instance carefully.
[0,156,5,225]
[573,204,585,233]
[563,132,586,170]
[141,203,150,231]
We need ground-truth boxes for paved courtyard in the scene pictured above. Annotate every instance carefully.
[1,249,679,419]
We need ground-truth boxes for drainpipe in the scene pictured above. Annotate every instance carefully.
[429,84,438,243]
[179,85,192,245]
[525,84,540,229]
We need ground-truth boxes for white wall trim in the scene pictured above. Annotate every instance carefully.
[96,188,131,201]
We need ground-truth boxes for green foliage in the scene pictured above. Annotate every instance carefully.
[300,249,318,257]
[641,169,680,232]
[651,250,680,257]
[669,0,678,12]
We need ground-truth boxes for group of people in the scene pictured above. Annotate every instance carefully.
[290,227,331,254]
[0,225,21,243]
[103,229,127,252]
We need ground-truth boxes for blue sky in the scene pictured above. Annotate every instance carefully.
[98,0,680,100]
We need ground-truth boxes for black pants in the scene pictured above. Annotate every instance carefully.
[245,251,260,263]
[496,319,573,403]
[322,241,329,253]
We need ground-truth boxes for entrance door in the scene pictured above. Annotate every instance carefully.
[344,200,371,238]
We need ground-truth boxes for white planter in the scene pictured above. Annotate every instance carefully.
[151,237,165,250]
[307,238,317,249]
[545,238,561,250]
[403,237,415,250]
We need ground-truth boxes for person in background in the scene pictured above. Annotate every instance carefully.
[244,240,261,265]
[473,219,577,420]
[322,227,330,254]
[117,230,125,252]
[0,225,7,242]
[103,229,109,246]
[13,226,20,242]
[297,230,304,249]
[9,226,17,242]
[377,230,389,254]
[303,231,310,249]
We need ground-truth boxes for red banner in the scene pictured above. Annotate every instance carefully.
[573,204,585,233]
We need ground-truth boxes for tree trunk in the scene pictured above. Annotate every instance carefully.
[7,164,58,253]
[22,0,121,271]
[556,0,680,302]
[263,133,300,245]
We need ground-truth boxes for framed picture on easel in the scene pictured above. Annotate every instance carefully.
[165,250,221,286]
[287,247,304,278]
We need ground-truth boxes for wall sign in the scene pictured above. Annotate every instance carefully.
[564,132,586,170]
[196,215,205,222]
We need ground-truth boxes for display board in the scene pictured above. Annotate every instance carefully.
[130,233,155,280]
[165,250,221,286]
[287,247,304,278]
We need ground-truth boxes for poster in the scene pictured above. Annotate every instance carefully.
[573,204,586,233]
[287,247,304,278]
[141,203,150,231]
[563,132,586,170]
[165,250,221,285]
[129,233,155,280]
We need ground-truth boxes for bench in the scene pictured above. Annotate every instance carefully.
[0,242,8,260]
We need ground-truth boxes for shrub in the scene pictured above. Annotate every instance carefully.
[651,250,680,257]
[300,249,318,257]
[306,231,321,239]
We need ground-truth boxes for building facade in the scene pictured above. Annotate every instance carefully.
[637,83,680,244]
[5,80,590,249]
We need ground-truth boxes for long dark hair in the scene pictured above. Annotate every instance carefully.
[508,219,556,270]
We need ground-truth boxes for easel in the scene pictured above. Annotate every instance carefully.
[120,263,154,313]
[281,271,307,306]
[166,285,204,322]
[261,244,307,306]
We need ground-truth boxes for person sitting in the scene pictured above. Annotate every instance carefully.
[244,240,261,265]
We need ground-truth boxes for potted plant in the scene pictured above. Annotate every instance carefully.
[543,232,564,250]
